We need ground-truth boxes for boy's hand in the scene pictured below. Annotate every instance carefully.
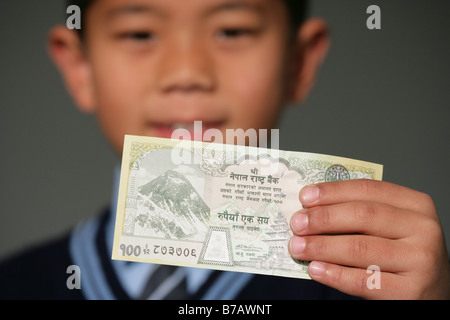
[288,179,450,299]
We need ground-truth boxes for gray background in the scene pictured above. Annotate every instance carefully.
[1,0,449,260]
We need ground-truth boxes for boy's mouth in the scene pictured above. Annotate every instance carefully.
[149,121,225,141]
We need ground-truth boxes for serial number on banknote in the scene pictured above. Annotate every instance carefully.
[120,243,198,258]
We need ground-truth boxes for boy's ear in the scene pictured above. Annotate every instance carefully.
[289,18,330,104]
[48,26,96,113]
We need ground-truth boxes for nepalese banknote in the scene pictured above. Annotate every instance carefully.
[112,135,383,280]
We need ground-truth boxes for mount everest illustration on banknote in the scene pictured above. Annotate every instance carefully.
[131,169,210,241]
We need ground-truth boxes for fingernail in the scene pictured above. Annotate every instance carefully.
[291,213,308,233]
[300,186,320,205]
[309,261,325,277]
[290,237,306,254]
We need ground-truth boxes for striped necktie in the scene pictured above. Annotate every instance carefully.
[138,265,188,300]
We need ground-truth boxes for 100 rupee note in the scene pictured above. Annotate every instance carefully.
[112,135,383,279]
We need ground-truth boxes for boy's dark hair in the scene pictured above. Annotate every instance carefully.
[67,0,309,39]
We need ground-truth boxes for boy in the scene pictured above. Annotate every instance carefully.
[0,0,449,299]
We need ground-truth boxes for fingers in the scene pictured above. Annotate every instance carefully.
[290,180,448,299]
[289,234,408,272]
[299,179,435,214]
[306,261,410,300]
[290,201,420,239]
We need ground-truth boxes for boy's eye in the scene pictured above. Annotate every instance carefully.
[118,31,155,42]
[216,28,254,39]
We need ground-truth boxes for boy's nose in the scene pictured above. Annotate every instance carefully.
[157,41,215,94]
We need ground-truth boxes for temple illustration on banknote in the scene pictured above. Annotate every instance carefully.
[233,209,307,272]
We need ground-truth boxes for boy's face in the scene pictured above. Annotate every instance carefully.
[51,0,328,155]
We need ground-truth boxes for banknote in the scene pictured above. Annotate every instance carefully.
[112,135,383,280]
